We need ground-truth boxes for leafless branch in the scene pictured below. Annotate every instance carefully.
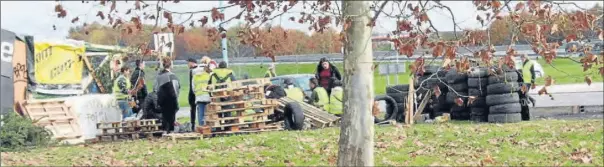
[372,0,390,22]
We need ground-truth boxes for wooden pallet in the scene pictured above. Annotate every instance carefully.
[206,99,278,113]
[18,100,82,140]
[210,85,265,97]
[208,78,271,92]
[277,97,340,128]
[97,119,162,136]
[97,131,164,141]
[163,133,205,142]
[210,91,265,102]
[210,125,283,135]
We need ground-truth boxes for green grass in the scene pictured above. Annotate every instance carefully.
[2,119,602,166]
[145,59,601,107]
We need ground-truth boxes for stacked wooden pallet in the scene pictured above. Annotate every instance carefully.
[96,119,163,141]
[277,97,341,128]
[203,78,282,135]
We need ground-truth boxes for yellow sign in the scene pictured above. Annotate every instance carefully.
[34,42,85,84]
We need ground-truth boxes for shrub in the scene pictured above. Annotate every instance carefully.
[0,112,53,152]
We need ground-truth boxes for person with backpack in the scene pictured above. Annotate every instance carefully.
[209,61,236,120]
[154,57,181,133]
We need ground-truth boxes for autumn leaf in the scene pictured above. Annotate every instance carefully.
[71,17,79,23]
[585,76,592,86]
[566,34,577,43]
[432,42,444,57]
[420,13,429,22]
[515,2,525,11]
[96,11,105,20]
[468,96,476,105]
[544,76,554,86]
[199,16,208,26]
[433,85,442,98]
[455,97,464,106]
[538,87,548,95]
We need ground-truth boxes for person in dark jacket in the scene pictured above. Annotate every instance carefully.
[315,57,342,95]
[265,84,287,99]
[154,57,181,133]
[186,58,200,131]
[130,60,147,114]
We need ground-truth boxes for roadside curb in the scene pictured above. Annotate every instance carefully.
[532,105,603,117]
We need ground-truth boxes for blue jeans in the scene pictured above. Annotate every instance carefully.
[118,100,133,119]
[196,102,209,126]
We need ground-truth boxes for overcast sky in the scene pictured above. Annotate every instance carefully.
[1,1,600,40]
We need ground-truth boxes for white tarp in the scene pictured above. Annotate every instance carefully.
[61,94,122,141]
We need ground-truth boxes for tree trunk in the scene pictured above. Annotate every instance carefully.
[337,1,374,166]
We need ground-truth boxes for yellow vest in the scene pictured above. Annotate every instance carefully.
[112,75,131,100]
[192,69,212,96]
[327,87,343,115]
[211,68,234,84]
[522,60,535,83]
[284,86,305,102]
[312,87,329,110]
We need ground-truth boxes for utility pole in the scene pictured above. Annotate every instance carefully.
[218,1,229,65]
[337,1,374,166]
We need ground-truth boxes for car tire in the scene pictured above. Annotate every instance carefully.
[424,65,440,74]
[468,96,487,108]
[467,77,488,88]
[488,72,519,84]
[468,88,487,97]
[488,113,522,123]
[468,67,489,78]
[488,102,522,114]
[487,82,520,95]
[446,70,469,84]
[446,91,468,104]
[449,83,469,92]
[374,95,398,121]
[395,102,406,122]
[387,92,408,103]
[284,102,305,130]
[386,84,410,94]
[486,93,520,106]
[470,107,488,116]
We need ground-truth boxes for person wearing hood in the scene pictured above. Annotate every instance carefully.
[154,57,181,133]
[283,78,305,102]
[315,57,342,95]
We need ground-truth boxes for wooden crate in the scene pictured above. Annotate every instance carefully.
[210,85,265,97]
[97,131,164,142]
[96,119,162,141]
[18,100,82,140]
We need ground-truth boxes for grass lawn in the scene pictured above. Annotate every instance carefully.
[144,59,601,107]
[2,119,602,166]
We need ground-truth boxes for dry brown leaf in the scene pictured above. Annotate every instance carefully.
[585,76,592,86]
[544,76,554,86]
[538,87,548,95]
[515,2,525,11]
[467,96,476,105]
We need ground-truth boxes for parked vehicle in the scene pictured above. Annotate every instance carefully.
[270,74,315,101]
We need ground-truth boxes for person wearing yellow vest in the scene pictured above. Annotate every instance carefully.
[309,78,329,111]
[283,78,305,102]
[265,63,276,78]
[113,66,134,119]
[209,61,236,121]
[192,63,213,128]
[519,54,536,120]
[327,80,343,116]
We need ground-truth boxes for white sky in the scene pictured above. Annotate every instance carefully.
[1,1,601,40]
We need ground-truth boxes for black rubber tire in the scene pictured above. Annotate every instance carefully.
[468,96,487,108]
[487,82,520,95]
[489,102,522,114]
[468,77,488,88]
[424,65,440,74]
[387,92,408,103]
[446,92,468,104]
[468,67,489,78]
[450,104,467,112]
[446,70,469,84]
[468,88,487,97]
[393,102,406,122]
[386,85,410,94]
[451,109,470,120]
[449,83,469,92]
[470,115,488,122]
[374,95,398,121]
[486,93,520,106]
[470,107,488,116]
[488,72,519,84]
[142,92,163,120]
[284,102,305,130]
[488,113,522,123]
[417,76,440,88]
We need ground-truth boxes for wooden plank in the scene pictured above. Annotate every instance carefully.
[406,76,415,124]
[413,90,432,122]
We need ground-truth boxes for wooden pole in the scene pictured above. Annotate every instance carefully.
[406,76,415,124]
[337,1,374,166]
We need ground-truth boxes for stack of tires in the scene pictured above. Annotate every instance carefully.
[486,68,523,123]
[445,69,470,120]
[416,65,448,119]
[467,67,489,122]
[385,84,410,122]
